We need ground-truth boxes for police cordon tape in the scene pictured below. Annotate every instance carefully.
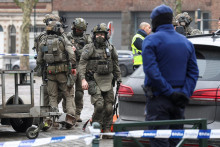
[1,128,220,147]
[0,53,37,57]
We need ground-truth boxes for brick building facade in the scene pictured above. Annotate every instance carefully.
[0,0,52,69]
[53,0,220,50]
[0,0,219,69]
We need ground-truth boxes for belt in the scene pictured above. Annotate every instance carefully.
[152,86,183,92]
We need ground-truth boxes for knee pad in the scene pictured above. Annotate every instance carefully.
[95,101,103,113]
[105,104,113,116]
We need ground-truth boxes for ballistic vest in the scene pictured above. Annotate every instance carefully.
[67,32,92,61]
[86,43,113,75]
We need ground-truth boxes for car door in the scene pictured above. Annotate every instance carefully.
[185,44,220,127]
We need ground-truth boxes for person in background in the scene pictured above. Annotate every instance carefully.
[66,18,92,122]
[79,23,121,139]
[142,4,199,147]
[131,22,151,70]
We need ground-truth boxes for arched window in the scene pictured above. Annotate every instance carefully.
[8,25,16,53]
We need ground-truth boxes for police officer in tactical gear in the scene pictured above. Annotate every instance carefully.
[79,23,121,138]
[175,12,202,36]
[66,18,92,122]
[142,5,199,147]
[37,15,77,117]
[131,22,151,70]
[35,14,76,116]
[34,14,61,106]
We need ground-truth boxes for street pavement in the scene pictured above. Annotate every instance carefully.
[0,74,129,147]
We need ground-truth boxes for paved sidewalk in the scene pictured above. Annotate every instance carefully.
[0,74,114,147]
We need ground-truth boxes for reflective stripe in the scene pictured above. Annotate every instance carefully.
[131,33,145,65]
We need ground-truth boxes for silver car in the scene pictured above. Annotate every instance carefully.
[117,50,134,77]
[116,34,220,146]
[12,59,36,70]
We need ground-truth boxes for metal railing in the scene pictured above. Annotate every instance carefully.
[113,119,207,147]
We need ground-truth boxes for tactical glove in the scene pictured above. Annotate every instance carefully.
[117,79,122,88]
[170,92,189,108]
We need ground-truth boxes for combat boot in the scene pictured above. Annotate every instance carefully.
[76,115,82,122]
[102,128,113,139]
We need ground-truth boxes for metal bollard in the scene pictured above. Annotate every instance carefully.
[92,122,100,147]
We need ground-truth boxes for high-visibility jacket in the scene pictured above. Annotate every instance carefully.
[131,33,145,65]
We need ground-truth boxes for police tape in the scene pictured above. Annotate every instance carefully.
[0,134,95,147]
[112,129,220,139]
[0,53,37,57]
[1,129,220,147]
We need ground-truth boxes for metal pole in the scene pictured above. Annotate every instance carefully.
[14,73,18,104]
[197,9,201,30]
[30,71,34,107]
[34,3,36,39]
[40,84,44,106]
[2,71,5,108]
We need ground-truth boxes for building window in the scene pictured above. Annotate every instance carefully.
[29,26,45,33]
[8,25,16,53]
[202,12,209,32]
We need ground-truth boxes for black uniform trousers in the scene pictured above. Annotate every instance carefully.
[145,95,185,147]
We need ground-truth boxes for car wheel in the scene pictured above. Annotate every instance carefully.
[13,65,20,70]
[120,65,127,77]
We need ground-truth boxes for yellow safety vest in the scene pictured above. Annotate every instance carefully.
[131,33,145,65]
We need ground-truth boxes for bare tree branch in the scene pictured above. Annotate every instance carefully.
[14,0,24,10]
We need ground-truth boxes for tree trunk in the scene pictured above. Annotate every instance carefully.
[14,0,38,70]
[162,0,182,17]
[176,0,182,15]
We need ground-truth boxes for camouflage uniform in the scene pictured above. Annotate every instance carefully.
[34,14,60,106]
[175,12,202,36]
[66,18,92,121]
[36,16,76,116]
[34,14,75,114]
[79,23,121,133]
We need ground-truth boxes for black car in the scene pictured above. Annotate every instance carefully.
[117,50,134,77]
[116,34,220,146]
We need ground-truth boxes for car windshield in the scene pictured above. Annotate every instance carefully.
[130,45,220,81]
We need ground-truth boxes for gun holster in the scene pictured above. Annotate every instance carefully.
[141,85,154,99]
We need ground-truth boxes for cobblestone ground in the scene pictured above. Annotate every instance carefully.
[0,74,122,147]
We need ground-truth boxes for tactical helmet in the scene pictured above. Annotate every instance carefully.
[92,23,109,40]
[175,12,192,27]
[46,21,63,34]
[72,18,87,31]
[92,23,109,34]
[43,14,60,25]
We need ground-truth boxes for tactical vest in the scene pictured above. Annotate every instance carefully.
[42,34,68,64]
[86,43,113,75]
[41,34,69,74]
[68,33,91,61]
[131,33,145,65]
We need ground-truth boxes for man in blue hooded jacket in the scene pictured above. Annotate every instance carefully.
[142,5,199,147]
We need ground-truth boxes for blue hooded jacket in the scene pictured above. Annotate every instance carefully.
[142,5,199,97]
